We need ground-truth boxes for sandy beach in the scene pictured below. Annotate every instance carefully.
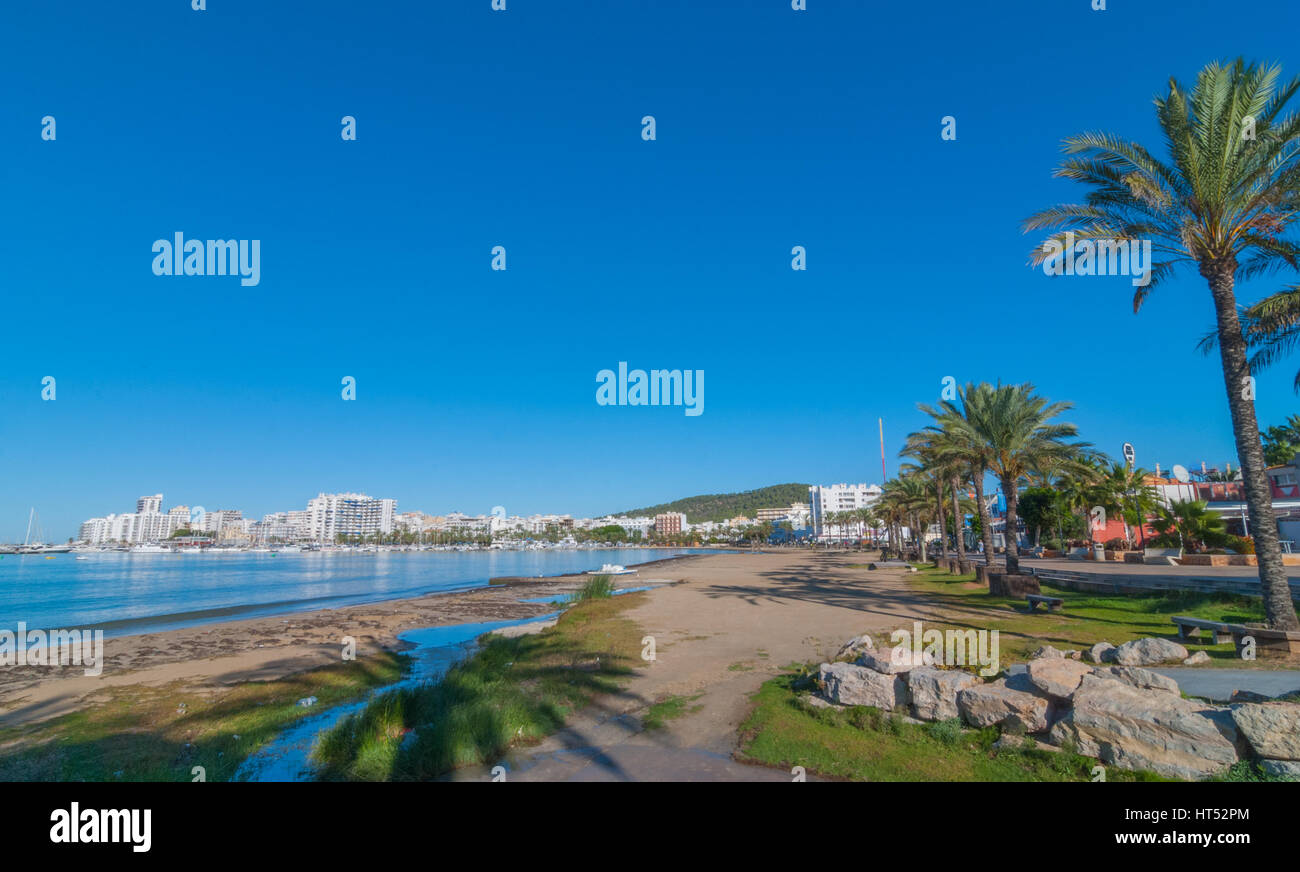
[0,556,703,728]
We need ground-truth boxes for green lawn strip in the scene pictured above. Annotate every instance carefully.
[0,651,406,782]
[313,592,648,781]
[893,565,1268,667]
[737,669,1170,782]
[642,692,705,730]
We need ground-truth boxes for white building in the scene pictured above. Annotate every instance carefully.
[809,483,882,541]
[136,494,163,514]
[307,493,398,542]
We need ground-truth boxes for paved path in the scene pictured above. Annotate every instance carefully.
[1006,663,1300,701]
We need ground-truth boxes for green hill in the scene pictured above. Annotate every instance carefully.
[616,483,811,524]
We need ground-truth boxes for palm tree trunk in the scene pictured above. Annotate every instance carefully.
[914,513,927,562]
[1206,263,1300,630]
[951,475,967,562]
[933,480,948,560]
[973,473,995,565]
[1003,477,1022,574]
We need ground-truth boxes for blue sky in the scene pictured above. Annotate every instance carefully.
[3,0,1300,540]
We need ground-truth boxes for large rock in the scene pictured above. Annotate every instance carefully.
[818,662,907,710]
[835,634,876,661]
[856,646,924,674]
[1048,674,1240,780]
[1105,666,1180,695]
[1087,642,1117,664]
[1261,759,1300,780]
[906,667,981,721]
[1026,659,1093,699]
[1230,703,1300,761]
[1183,651,1211,666]
[1113,637,1189,666]
[1029,645,1065,660]
[957,679,1050,733]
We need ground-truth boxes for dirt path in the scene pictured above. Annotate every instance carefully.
[467,550,975,781]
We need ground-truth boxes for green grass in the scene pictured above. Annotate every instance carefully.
[569,573,616,602]
[312,592,646,781]
[896,565,1271,667]
[737,668,1170,782]
[0,651,406,781]
[642,693,704,731]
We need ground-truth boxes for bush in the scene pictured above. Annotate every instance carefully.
[1225,535,1256,555]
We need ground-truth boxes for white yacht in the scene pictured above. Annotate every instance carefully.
[130,544,173,554]
[589,563,637,576]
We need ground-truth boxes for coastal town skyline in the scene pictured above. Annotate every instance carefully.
[6,2,1300,543]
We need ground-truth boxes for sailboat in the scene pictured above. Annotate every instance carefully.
[18,508,71,554]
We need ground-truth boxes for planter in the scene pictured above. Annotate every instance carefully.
[1123,551,1144,564]
[1178,554,1229,567]
[1040,549,1065,558]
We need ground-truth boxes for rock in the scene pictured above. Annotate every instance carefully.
[1067,650,1083,661]
[1029,645,1065,660]
[1182,650,1212,666]
[801,692,843,710]
[1087,642,1117,664]
[1048,674,1240,780]
[906,667,981,721]
[1026,658,1094,699]
[834,634,876,661]
[957,679,1050,733]
[1113,637,1189,666]
[857,646,924,674]
[818,662,907,710]
[1105,666,1180,695]
[1260,759,1300,780]
[992,733,1025,751]
[1230,703,1300,761]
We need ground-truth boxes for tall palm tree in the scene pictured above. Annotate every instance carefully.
[1024,58,1300,630]
[901,432,952,561]
[942,383,1092,574]
[922,383,998,566]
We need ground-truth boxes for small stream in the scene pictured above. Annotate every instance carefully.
[233,611,559,782]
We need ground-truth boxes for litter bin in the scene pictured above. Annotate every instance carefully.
[1093,543,1106,561]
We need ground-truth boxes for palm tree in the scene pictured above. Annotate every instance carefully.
[1151,499,1227,552]
[901,432,952,561]
[922,383,999,566]
[941,383,1092,574]
[1024,58,1300,630]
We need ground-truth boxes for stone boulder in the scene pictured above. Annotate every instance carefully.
[1261,759,1300,780]
[1048,674,1240,780]
[906,667,981,721]
[1113,637,1188,666]
[856,646,924,674]
[1029,645,1065,660]
[1230,703,1300,761]
[1104,666,1180,695]
[1183,651,1211,666]
[834,634,876,661]
[818,662,907,710]
[1025,658,1094,699]
[1087,642,1117,664]
[957,679,1050,733]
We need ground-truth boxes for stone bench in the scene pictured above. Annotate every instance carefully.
[1172,616,1300,660]
[1171,616,1234,645]
[1026,594,1063,612]
[1144,547,1183,566]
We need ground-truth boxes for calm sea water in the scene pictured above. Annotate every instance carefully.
[0,549,702,635]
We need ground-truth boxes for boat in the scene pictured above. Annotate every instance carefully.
[588,563,637,575]
[75,556,89,561]
[129,544,174,554]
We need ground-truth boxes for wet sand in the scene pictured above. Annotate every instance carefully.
[0,558,699,728]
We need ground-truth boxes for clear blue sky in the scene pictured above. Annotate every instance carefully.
[3,0,1299,540]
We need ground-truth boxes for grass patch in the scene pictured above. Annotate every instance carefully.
[0,652,406,782]
[737,668,1169,782]
[569,573,616,603]
[642,693,704,731]
[312,593,646,781]
[891,565,1270,667]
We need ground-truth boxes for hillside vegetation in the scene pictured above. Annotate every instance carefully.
[617,483,810,523]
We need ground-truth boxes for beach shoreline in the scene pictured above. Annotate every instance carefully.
[0,554,701,728]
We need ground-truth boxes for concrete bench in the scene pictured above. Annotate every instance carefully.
[1171,616,1237,645]
[1026,594,1064,612]
[1144,547,1183,566]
